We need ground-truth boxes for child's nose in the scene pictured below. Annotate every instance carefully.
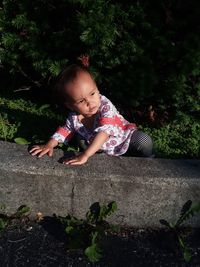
[86,99,91,107]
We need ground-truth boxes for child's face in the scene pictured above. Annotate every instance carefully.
[64,71,101,117]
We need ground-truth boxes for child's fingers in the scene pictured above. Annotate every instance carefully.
[30,148,43,156]
[63,157,87,165]
[68,161,84,165]
[63,158,77,165]
[48,149,53,157]
[29,146,41,153]
[30,146,49,157]
[64,159,75,164]
[37,149,50,158]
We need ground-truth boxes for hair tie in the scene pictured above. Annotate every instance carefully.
[77,54,90,67]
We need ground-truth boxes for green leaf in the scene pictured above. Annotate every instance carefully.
[180,200,192,216]
[99,201,117,221]
[87,201,117,224]
[49,62,63,76]
[183,248,192,263]
[84,243,102,263]
[65,226,74,234]
[190,203,200,213]
[91,231,99,244]
[38,104,50,111]
[107,201,117,215]
[15,205,31,217]
[178,236,192,263]
[11,14,28,29]
[175,202,200,227]
[86,202,100,223]
[0,218,8,232]
[67,146,79,152]
[14,137,31,145]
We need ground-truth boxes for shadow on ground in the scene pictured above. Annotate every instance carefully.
[0,216,200,267]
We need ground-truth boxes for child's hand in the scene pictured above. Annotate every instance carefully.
[63,131,109,165]
[63,153,89,165]
[29,139,58,158]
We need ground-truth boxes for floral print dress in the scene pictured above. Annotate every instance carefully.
[51,95,137,156]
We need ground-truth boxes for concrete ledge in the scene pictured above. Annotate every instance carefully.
[0,141,200,227]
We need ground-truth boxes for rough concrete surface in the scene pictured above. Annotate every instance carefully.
[0,141,200,227]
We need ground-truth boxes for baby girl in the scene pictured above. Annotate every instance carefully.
[30,64,153,165]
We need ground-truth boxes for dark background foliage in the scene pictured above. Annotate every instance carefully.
[0,0,200,113]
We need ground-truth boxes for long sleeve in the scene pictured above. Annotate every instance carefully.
[51,113,75,144]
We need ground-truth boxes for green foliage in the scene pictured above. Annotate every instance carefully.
[15,205,31,218]
[0,216,9,233]
[0,96,63,143]
[160,200,200,262]
[0,0,70,79]
[178,235,192,263]
[14,137,31,145]
[86,201,117,224]
[56,201,118,263]
[1,0,200,111]
[0,204,31,235]
[141,112,200,159]
[84,232,102,263]
[175,202,200,229]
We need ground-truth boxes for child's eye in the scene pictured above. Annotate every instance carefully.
[78,99,84,104]
[91,92,95,96]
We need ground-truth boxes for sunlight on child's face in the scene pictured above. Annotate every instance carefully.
[64,72,101,117]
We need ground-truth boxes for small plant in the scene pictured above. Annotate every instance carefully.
[0,204,31,235]
[14,137,31,145]
[55,201,118,263]
[160,200,200,262]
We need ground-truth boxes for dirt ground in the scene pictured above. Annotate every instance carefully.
[0,217,200,267]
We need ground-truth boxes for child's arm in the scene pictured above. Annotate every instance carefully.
[64,131,109,165]
[30,114,75,158]
[29,138,58,157]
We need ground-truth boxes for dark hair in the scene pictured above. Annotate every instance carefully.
[55,63,90,105]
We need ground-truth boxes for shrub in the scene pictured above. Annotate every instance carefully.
[142,112,200,159]
[0,0,200,111]
[0,96,63,142]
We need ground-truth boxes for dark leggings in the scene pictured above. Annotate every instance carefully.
[125,130,154,157]
[75,130,154,157]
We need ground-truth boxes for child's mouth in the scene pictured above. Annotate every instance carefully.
[89,107,97,113]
